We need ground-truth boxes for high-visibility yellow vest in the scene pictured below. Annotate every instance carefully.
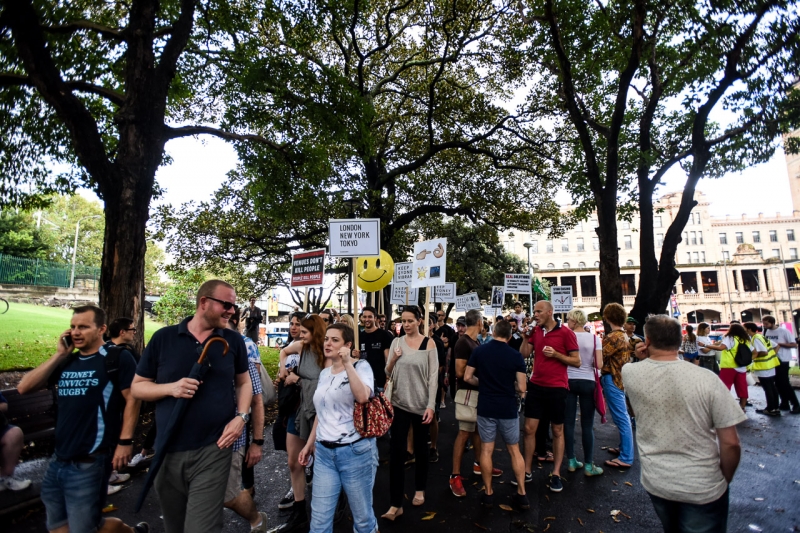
[720,338,751,369]
[749,333,779,372]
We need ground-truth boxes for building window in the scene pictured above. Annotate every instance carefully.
[694,213,701,224]
[693,252,699,263]
[577,237,584,251]
[752,231,760,243]
[534,264,539,270]
[561,238,569,252]
[683,232,689,245]
[624,235,632,249]
[575,221,583,231]
[594,261,600,267]
[772,249,781,258]
[654,216,662,228]
[625,260,634,266]
[656,233,664,247]
[719,233,727,245]
[531,240,538,253]
[769,230,778,242]
[701,251,706,262]
[722,250,730,260]
[699,231,704,245]
[546,263,555,269]
[578,262,586,268]
[690,231,697,245]
[788,229,795,242]
[791,248,798,260]
[686,252,692,264]
[622,221,630,229]
[756,249,763,257]
[546,239,553,253]
[735,232,744,244]
[562,262,570,269]
[580,275,597,297]
[592,237,599,251]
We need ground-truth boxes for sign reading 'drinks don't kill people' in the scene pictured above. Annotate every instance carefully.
[291,249,326,287]
[328,219,381,257]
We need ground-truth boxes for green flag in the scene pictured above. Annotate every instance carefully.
[533,278,548,300]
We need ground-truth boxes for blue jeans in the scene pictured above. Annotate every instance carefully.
[41,454,111,532]
[310,438,379,533]
[564,379,596,464]
[649,488,729,532]
[601,374,634,464]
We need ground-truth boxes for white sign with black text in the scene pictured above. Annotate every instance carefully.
[432,282,457,303]
[328,219,381,257]
[390,284,419,305]
[504,273,532,295]
[393,262,413,287]
[551,286,574,313]
[455,292,482,312]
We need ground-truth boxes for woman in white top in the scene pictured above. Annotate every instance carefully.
[299,324,377,533]
[695,322,719,374]
[382,306,438,520]
[564,309,604,477]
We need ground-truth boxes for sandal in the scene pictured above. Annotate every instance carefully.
[381,507,404,521]
[412,492,425,506]
[607,447,621,455]
[604,459,632,468]
[536,451,554,462]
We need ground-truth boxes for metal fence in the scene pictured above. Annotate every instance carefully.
[0,253,101,289]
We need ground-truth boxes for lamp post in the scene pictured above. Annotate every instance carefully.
[750,273,762,322]
[336,292,344,315]
[343,196,361,315]
[719,258,735,322]
[523,242,536,304]
[779,246,796,331]
[70,215,101,289]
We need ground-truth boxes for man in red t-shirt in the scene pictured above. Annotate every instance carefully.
[519,301,580,493]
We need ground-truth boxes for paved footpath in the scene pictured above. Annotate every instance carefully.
[6,384,800,532]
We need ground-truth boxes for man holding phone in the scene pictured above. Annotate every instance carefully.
[18,306,147,533]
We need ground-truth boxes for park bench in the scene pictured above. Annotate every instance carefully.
[2,388,57,443]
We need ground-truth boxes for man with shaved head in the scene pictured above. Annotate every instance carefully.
[519,301,581,493]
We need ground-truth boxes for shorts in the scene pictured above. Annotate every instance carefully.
[683,352,699,361]
[458,417,476,433]
[719,368,748,399]
[287,411,300,437]
[225,448,246,502]
[41,454,111,531]
[0,423,18,440]
[477,416,519,445]
[524,383,568,425]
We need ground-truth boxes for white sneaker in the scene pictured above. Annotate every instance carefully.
[0,476,32,491]
[128,453,147,467]
[107,484,123,495]
[109,471,130,484]
[439,401,446,409]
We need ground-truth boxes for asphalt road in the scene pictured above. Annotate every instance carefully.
[6,383,800,533]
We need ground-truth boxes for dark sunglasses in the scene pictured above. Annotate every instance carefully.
[206,296,236,311]
[124,327,138,333]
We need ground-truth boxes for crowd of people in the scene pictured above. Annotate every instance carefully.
[5,281,798,533]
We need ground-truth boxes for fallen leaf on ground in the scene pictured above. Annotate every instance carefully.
[544,516,556,520]
[102,504,117,513]
[576,517,584,526]
[499,504,513,511]
[612,481,618,486]
[620,511,631,519]
[422,512,436,521]
[587,509,595,513]
[474,523,488,531]
[624,482,633,487]
[758,464,765,469]
[542,525,550,532]
[544,495,549,502]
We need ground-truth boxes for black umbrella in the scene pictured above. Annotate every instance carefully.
[135,336,229,512]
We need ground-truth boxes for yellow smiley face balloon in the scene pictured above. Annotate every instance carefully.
[356,250,395,292]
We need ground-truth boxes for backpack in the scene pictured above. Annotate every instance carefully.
[733,340,753,367]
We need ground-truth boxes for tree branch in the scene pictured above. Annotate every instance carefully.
[44,20,125,41]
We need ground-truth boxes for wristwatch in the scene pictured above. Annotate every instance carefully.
[252,439,265,446]
[236,412,250,423]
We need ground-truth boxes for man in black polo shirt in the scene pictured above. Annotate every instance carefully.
[356,306,394,392]
[18,306,148,533]
[132,280,251,533]
[507,317,524,352]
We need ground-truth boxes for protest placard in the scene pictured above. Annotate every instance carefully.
[491,286,505,308]
[551,286,574,313]
[412,238,447,288]
[393,261,413,286]
[390,284,419,305]
[455,292,482,311]
[328,219,381,257]
[432,282,457,303]
[504,273,532,295]
[290,249,325,287]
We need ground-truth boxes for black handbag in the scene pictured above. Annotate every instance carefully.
[277,378,301,417]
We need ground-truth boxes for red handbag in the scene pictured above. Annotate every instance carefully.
[353,392,394,438]
[592,340,607,423]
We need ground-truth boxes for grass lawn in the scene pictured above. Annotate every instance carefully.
[259,347,281,381]
[0,302,164,372]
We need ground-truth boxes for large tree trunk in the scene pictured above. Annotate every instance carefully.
[630,178,660,325]
[597,195,623,311]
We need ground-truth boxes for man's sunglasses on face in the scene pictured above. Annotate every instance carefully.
[206,296,236,311]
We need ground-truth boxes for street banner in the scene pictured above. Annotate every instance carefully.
[483,305,496,318]
[504,273,532,295]
[412,238,447,288]
[433,282,457,303]
[290,249,326,287]
[393,261,413,286]
[491,286,505,308]
[455,292,482,311]
[551,286,573,313]
[328,219,381,257]
[390,284,419,305]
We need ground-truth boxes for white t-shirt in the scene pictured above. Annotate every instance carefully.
[750,336,775,378]
[721,337,747,373]
[696,335,717,359]
[622,358,747,504]
[313,361,374,444]
[763,326,796,363]
[509,312,526,328]
[568,331,600,381]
